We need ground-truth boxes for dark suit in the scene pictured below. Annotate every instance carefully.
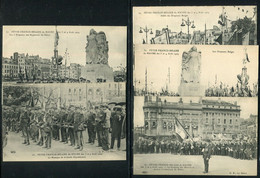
[110,112,123,149]
[203,145,211,173]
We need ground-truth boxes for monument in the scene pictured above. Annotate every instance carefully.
[81,29,114,82]
[237,48,250,96]
[178,46,204,96]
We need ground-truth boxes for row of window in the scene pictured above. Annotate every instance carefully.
[205,118,238,124]
[205,105,238,110]
[3,70,18,73]
[3,65,18,69]
[205,112,239,117]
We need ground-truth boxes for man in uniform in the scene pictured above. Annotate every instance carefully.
[60,108,69,143]
[74,107,85,151]
[20,108,30,145]
[86,107,96,145]
[43,109,52,149]
[202,141,212,173]
[95,105,106,147]
[67,106,75,146]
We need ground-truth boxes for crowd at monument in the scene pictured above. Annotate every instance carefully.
[205,83,258,97]
[2,104,126,151]
[134,136,257,160]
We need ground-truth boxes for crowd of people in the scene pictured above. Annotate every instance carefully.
[2,104,126,152]
[205,83,258,97]
[134,136,257,160]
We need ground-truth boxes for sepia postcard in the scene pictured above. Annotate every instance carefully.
[2,25,127,161]
[134,44,258,97]
[133,44,258,176]
[133,6,257,45]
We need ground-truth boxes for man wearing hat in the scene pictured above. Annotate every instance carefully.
[95,105,106,147]
[110,106,123,151]
[86,107,96,145]
[74,107,85,151]
[20,108,30,145]
[67,106,75,146]
[202,141,212,173]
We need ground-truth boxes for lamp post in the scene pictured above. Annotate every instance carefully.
[180,17,196,43]
[139,26,153,44]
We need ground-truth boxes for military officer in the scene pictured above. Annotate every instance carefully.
[202,142,212,173]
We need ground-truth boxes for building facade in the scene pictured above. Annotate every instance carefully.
[143,96,242,139]
[32,82,125,109]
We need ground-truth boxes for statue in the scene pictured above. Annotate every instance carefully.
[181,46,201,83]
[85,29,109,65]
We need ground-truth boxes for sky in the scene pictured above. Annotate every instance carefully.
[134,96,258,127]
[3,26,127,69]
[134,44,258,93]
[133,6,256,44]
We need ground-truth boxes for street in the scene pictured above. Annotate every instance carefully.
[134,153,257,176]
[3,131,126,161]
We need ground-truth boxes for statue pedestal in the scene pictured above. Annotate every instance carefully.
[178,83,204,96]
[81,64,114,82]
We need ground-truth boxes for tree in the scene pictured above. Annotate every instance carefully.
[231,16,256,36]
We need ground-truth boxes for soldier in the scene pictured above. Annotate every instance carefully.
[43,109,52,149]
[37,111,45,146]
[52,109,59,141]
[74,107,85,151]
[86,107,96,145]
[67,106,75,146]
[202,142,212,173]
[95,105,106,147]
[60,108,69,143]
[20,108,30,145]
[110,106,123,151]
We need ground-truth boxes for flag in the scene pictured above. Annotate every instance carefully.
[245,51,250,62]
[175,119,187,140]
[54,29,59,47]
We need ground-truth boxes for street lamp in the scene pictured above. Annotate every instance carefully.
[139,26,153,44]
[180,17,195,43]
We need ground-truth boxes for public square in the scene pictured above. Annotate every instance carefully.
[3,131,126,161]
[134,153,257,176]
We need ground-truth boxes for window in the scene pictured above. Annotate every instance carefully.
[230,119,232,124]
[206,118,208,123]
[224,119,226,124]
[218,119,220,124]
[68,89,71,95]
[206,113,208,116]
[223,128,226,131]
[152,121,156,128]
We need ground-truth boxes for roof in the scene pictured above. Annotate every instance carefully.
[202,99,238,107]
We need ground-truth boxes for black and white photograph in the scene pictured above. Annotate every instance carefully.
[2,25,127,161]
[133,44,258,175]
[133,96,257,175]
[134,44,258,97]
[133,6,257,45]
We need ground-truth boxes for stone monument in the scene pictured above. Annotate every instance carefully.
[81,29,114,82]
[178,46,204,96]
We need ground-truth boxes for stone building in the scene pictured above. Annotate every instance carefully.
[2,57,19,79]
[33,82,125,109]
[2,52,52,81]
[143,96,242,139]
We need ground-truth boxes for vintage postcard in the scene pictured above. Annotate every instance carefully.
[133,6,257,45]
[134,44,258,97]
[133,44,258,176]
[2,25,127,161]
